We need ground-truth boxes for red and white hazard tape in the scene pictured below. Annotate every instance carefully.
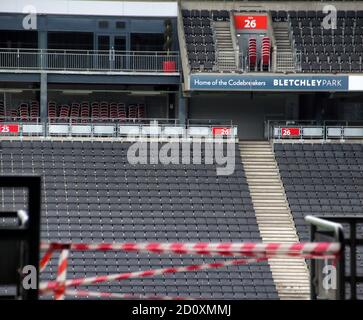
[39,256,268,294]
[39,241,341,300]
[54,249,69,300]
[39,247,55,272]
[41,242,340,259]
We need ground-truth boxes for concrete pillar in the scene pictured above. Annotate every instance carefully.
[40,73,47,122]
[177,88,187,125]
[285,94,299,120]
[38,30,47,50]
[38,21,48,122]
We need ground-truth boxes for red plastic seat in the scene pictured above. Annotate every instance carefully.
[117,103,127,121]
[128,104,138,119]
[261,36,271,71]
[248,38,257,71]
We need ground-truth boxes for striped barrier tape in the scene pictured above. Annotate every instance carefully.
[39,256,268,294]
[38,241,341,299]
[40,247,55,272]
[54,249,69,300]
[40,242,340,258]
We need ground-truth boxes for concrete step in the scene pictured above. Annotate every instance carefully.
[241,156,276,160]
[240,151,274,155]
[245,169,278,173]
[247,177,281,181]
[258,224,295,228]
[239,148,273,152]
[257,220,296,224]
[253,212,292,216]
[248,182,282,186]
[250,190,285,194]
[251,196,287,200]
[243,166,277,170]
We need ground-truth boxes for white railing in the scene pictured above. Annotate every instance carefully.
[0,48,180,73]
[0,119,237,140]
[266,120,363,140]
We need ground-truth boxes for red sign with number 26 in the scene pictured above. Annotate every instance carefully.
[234,15,268,30]
[281,127,300,137]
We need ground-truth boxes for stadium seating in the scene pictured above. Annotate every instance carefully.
[271,10,363,73]
[182,10,221,72]
[70,103,80,123]
[117,103,127,121]
[274,142,363,298]
[275,142,363,240]
[248,38,257,71]
[47,101,147,123]
[0,140,278,299]
[261,37,271,71]
[0,101,5,122]
[29,101,40,122]
[0,101,40,122]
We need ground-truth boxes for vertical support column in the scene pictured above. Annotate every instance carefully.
[40,73,47,122]
[38,24,48,122]
[285,94,299,120]
[38,27,47,69]
[38,30,47,51]
[178,87,187,125]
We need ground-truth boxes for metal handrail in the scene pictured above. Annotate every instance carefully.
[47,117,180,125]
[306,216,345,300]
[266,119,363,140]
[0,48,180,73]
[0,117,41,123]
[187,119,233,126]
[0,120,238,140]
[0,48,180,55]
[1,118,236,127]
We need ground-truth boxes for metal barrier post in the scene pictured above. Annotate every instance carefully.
[305,216,345,300]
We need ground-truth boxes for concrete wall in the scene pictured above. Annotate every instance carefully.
[189,92,297,140]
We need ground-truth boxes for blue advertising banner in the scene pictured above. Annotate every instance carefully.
[189,74,350,92]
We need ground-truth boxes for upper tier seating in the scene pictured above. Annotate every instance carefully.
[182,10,228,72]
[274,143,363,299]
[272,10,363,73]
[0,140,278,299]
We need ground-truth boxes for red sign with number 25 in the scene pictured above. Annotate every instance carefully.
[0,124,20,134]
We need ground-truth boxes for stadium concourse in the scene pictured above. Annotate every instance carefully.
[0,0,363,300]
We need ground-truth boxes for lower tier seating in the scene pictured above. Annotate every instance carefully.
[274,142,363,299]
[0,140,278,299]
